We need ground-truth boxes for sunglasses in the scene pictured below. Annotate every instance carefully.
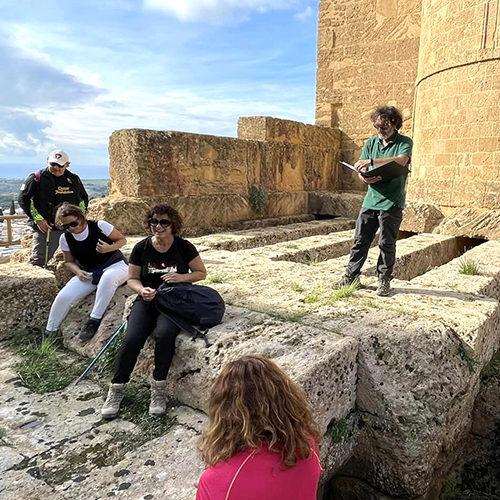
[61,220,80,230]
[149,218,172,228]
[50,162,66,168]
[373,123,391,131]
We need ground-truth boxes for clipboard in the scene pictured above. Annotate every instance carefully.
[361,161,409,182]
[340,160,408,183]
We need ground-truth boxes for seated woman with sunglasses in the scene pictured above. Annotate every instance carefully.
[196,355,322,500]
[101,204,207,419]
[45,203,128,341]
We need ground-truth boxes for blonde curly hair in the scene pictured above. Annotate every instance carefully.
[198,355,321,468]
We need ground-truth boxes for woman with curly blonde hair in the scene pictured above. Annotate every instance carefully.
[196,355,322,500]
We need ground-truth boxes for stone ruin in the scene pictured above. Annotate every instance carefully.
[2,0,500,498]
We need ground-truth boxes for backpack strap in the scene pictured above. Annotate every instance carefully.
[154,301,212,348]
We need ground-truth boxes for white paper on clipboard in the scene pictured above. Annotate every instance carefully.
[340,161,357,172]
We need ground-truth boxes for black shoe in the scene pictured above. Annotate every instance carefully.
[334,274,360,289]
[377,276,391,297]
[79,318,101,341]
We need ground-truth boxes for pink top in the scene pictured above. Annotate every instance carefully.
[196,440,322,500]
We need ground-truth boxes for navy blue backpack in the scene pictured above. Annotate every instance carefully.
[155,283,225,347]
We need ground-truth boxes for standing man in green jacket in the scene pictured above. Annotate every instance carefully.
[19,150,89,267]
[336,106,413,296]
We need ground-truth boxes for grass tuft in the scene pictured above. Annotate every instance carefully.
[481,350,500,380]
[16,339,83,393]
[303,291,319,304]
[458,257,480,276]
[329,280,360,302]
[203,273,231,284]
[290,283,304,293]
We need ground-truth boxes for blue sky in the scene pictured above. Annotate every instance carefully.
[0,0,319,178]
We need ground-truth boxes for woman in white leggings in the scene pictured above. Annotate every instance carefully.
[45,203,128,342]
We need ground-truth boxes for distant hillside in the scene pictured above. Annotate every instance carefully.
[0,178,109,211]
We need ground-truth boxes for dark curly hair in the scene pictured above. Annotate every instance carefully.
[370,106,403,130]
[146,204,183,235]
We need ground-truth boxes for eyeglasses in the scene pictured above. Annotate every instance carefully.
[50,162,66,168]
[373,123,391,131]
[60,220,80,230]
[149,218,172,228]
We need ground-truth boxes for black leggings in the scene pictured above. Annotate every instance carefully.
[112,298,180,384]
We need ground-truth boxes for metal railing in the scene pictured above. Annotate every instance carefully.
[0,214,28,246]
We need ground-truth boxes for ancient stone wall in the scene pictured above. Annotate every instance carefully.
[100,120,340,233]
[315,0,421,191]
[408,0,500,213]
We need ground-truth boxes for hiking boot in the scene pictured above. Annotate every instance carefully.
[101,383,127,419]
[79,318,101,341]
[334,274,360,289]
[149,380,167,416]
[377,276,391,297]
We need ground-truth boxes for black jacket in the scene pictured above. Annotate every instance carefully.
[18,168,89,224]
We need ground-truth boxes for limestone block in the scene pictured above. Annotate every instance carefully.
[400,202,445,233]
[0,263,58,340]
[109,129,248,198]
[51,408,207,500]
[308,192,364,218]
[159,307,358,434]
[238,116,340,148]
[433,208,500,240]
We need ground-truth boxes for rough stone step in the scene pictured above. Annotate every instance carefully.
[411,240,500,300]
[189,217,356,252]
[318,233,467,281]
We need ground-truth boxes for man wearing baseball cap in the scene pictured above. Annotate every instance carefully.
[18,150,89,266]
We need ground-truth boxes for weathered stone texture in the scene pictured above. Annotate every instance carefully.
[408,0,500,212]
[0,263,58,340]
[238,116,340,148]
[109,127,339,199]
[315,0,421,190]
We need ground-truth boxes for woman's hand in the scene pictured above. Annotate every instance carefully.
[96,239,113,253]
[77,270,91,282]
[161,272,184,283]
[141,287,157,301]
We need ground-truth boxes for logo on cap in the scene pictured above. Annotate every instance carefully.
[55,153,62,159]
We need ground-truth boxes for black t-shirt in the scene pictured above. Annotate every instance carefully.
[129,236,199,289]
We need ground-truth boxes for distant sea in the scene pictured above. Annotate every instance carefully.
[0,164,109,180]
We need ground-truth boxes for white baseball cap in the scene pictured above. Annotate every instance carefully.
[47,149,70,166]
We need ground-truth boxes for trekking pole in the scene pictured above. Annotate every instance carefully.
[74,321,127,385]
[44,227,51,267]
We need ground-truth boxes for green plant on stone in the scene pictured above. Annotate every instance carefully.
[481,350,500,380]
[290,283,304,293]
[329,280,360,301]
[203,273,231,284]
[303,291,319,304]
[249,185,268,213]
[458,257,480,276]
[364,300,378,308]
[327,418,348,445]
[439,475,462,500]
[16,338,82,393]
[285,244,299,250]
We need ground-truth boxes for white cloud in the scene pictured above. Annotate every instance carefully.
[294,6,315,21]
[143,0,296,23]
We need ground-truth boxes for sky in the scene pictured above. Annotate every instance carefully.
[0,0,319,178]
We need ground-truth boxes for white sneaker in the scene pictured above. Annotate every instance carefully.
[149,380,167,416]
[101,383,127,419]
